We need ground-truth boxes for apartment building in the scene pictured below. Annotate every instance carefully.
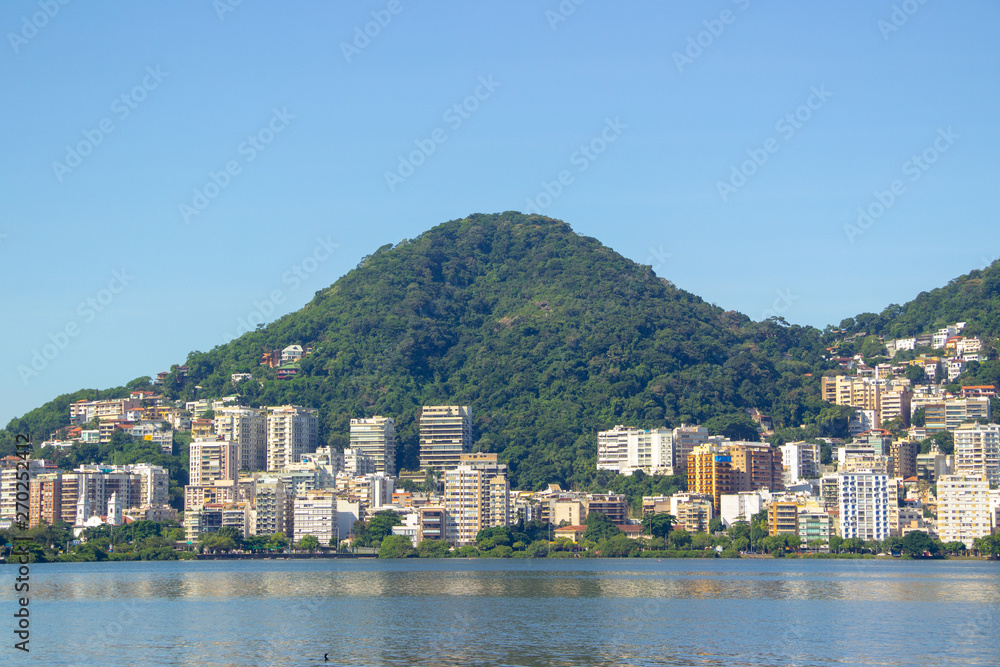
[266,405,319,471]
[768,502,799,536]
[778,442,821,485]
[293,489,338,545]
[728,442,784,492]
[189,438,238,488]
[0,460,58,520]
[28,473,62,528]
[838,472,897,541]
[443,465,509,546]
[937,474,992,549]
[350,416,397,476]
[419,406,473,470]
[214,406,268,472]
[252,477,288,537]
[688,445,735,513]
[954,423,1000,487]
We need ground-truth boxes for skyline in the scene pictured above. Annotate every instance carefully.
[3,1,998,425]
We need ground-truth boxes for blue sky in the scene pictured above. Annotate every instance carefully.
[2,1,998,426]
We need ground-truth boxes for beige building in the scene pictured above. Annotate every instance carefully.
[293,489,338,545]
[419,405,473,470]
[954,423,1000,487]
[214,406,268,472]
[443,465,509,546]
[938,474,992,549]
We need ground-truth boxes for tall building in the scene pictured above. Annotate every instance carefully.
[779,442,821,485]
[266,405,319,471]
[838,472,896,541]
[293,489,338,545]
[0,460,58,520]
[954,423,1000,487]
[625,428,674,475]
[937,474,991,549]
[671,424,710,471]
[419,406,472,470]
[688,445,735,513]
[597,425,635,472]
[889,440,918,480]
[28,472,62,528]
[252,477,287,537]
[189,438,238,486]
[767,502,799,536]
[214,406,267,472]
[72,465,144,525]
[444,465,509,546]
[349,416,396,476]
[728,442,784,492]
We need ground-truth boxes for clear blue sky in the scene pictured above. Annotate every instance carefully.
[2,1,998,426]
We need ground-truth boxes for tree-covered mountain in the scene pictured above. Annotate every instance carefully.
[4,212,848,489]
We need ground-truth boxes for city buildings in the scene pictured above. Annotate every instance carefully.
[443,464,510,546]
[838,472,897,541]
[953,423,1000,487]
[293,489,338,545]
[214,406,267,472]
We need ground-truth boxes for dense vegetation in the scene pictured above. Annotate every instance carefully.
[4,213,997,491]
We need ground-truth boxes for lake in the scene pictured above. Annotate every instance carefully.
[10,558,1000,666]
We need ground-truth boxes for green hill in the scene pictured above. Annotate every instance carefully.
[5,212,836,489]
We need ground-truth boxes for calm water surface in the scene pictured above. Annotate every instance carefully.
[9,558,999,666]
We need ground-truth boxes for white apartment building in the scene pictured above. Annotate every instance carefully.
[670,424,710,471]
[838,472,897,541]
[293,489,338,545]
[937,474,991,549]
[779,442,821,485]
[954,423,1000,488]
[625,428,674,475]
[0,460,59,519]
[419,405,473,470]
[597,425,635,472]
[266,405,319,471]
[215,406,268,472]
[719,490,771,527]
[350,416,396,476]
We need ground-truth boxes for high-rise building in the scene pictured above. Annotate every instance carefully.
[215,406,267,472]
[266,405,319,471]
[350,416,396,476]
[0,460,59,520]
[252,477,287,537]
[625,428,674,474]
[838,472,896,541]
[779,442,821,485]
[767,502,799,536]
[189,438,238,486]
[671,425,710,471]
[293,489,338,545]
[688,445,735,513]
[954,423,1000,487]
[419,406,472,470]
[28,472,62,528]
[444,465,509,546]
[937,474,991,549]
[889,440,918,480]
[597,425,635,472]
[728,442,784,492]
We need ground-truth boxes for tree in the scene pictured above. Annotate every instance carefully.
[901,530,938,557]
[582,511,620,542]
[942,540,967,556]
[297,534,320,551]
[641,512,674,539]
[828,535,843,554]
[668,529,692,550]
[267,532,289,551]
[378,535,416,558]
[417,539,451,558]
[708,517,724,534]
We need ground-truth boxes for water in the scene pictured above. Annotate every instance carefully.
[10,558,1000,666]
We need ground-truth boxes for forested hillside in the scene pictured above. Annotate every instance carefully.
[3,212,855,489]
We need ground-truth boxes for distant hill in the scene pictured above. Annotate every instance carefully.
[4,212,840,489]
